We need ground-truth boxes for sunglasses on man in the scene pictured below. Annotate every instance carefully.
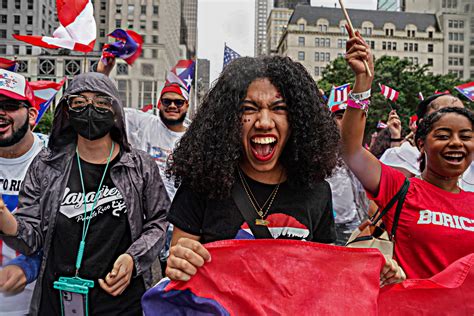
[0,101,29,112]
[160,98,187,108]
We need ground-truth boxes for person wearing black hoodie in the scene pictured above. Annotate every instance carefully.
[0,72,170,315]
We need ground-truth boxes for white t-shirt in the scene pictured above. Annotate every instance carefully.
[124,108,185,200]
[380,143,474,192]
[0,133,47,316]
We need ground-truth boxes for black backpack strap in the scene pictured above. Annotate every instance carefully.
[232,182,273,239]
[372,178,410,240]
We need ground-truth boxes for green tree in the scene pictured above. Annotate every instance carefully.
[318,55,468,137]
[34,110,54,135]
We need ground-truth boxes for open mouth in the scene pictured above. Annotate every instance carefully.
[441,152,466,164]
[250,135,277,162]
[0,118,12,133]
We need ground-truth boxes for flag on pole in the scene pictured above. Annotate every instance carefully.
[0,58,18,72]
[379,83,399,102]
[101,29,143,65]
[377,121,388,129]
[417,92,424,101]
[454,82,474,102]
[434,89,450,95]
[333,83,351,103]
[223,44,241,67]
[13,0,96,52]
[30,78,66,125]
[166,60,195,93]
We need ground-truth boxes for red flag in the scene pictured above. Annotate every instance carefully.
[0,57,18,72]
[141,104,153,113]
[30,78,66,124]
[13,0,96,52]
[379,83,399,102]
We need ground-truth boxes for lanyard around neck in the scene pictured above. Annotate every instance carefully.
[74,142,115,277]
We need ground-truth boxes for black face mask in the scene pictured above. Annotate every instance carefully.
[68,105,115,141]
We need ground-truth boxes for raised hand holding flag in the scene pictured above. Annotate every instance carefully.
[13,0,96,52]
[102,29,143,66]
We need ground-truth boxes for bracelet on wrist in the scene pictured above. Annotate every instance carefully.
[347,98,370,115]
[349,89,371,101]
[390,137,404,142]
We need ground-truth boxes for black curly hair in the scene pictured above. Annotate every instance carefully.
[167,56,340,199]
[369,128,392,159]
[415,107,474,172]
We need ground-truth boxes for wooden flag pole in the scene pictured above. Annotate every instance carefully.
[338,0,372,77]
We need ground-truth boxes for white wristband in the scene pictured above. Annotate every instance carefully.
[349,89,371,100]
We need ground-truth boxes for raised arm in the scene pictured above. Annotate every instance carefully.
[340,30,381,196]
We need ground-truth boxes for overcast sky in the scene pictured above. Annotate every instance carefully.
[197,0,377,83]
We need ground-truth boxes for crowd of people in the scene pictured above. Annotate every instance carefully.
[0,27,473,315]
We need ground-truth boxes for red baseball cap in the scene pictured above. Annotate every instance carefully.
[0,69,36,109]
[160,82,189,101]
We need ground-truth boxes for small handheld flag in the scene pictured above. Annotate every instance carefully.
[30,78,66,125]
[223,44,241,67]
[0,58,18,72]
[333,83,351,103]
[379,83,399,102]
[377,121,388,129]
[418,92,424,101]
[13,0,96,52]
[102,29,143,65]
[409,114,418,127]
[454,82,474,102]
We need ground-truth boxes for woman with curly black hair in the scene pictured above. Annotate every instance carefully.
[341,31,474,280]
[165,56,340,282]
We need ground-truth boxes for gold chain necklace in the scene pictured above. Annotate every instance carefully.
[237,168,281,226]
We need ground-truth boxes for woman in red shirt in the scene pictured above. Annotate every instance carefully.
[341,31,474,279]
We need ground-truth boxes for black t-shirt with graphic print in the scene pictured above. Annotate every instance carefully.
[168,173,336,244]
[40,153,144,316]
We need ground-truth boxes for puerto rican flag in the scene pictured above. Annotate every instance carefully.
[379,84,399,102]
[235,213,310,240]
[377,121,388,129]
[102,29,143,66]
[30,78,66,125]
[0,57,18,72]
[166,60,196,93]
[13,0,96,52]
[455,82,474,102]
[333,83,351,103]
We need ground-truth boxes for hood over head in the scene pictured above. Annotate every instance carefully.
[48,72,130,151]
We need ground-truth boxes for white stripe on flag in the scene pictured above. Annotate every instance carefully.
[33,88,60,100]
[389,89,397,101]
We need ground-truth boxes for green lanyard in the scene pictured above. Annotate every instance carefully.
[74,142,115,277]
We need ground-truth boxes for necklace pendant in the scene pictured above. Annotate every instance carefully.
[255,219,270,226]
[257,210,263,217]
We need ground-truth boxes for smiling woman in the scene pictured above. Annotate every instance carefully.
[164,55,340,282]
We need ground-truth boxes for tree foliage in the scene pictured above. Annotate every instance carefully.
[318,55,469,138]
[34,110,54,135]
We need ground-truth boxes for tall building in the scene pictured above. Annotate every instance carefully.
[267,7,293,55]
[377,0,405,11]
[401,0,474,79]
[255,0,273,56]
[274,0,310,10]
[180,0,198,59]
[0,0,186,109]
[278,6,445,81]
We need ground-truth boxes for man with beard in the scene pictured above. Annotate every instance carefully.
[0,69,46,315]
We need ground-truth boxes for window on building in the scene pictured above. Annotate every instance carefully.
[325,38,330,47]
[298,24,305,31]
[65,59,82,76]
[100,15,106,24]
[117,80,130,107]
[128,20,134,29]
[428,44,433,52]
[14,15,20,24]
[152,35,158,44]
[318,24,327,32]
[17,60,28,71]
[1,0,7,9]
[326,52,330,61]
[116,5,122,14]
[0,15,6,24]
[314,52,319,62]
[39,59,56,76]
[117,63,128,75]
[128,5,134,15]
[428,31,433,38]
[27,0,33,9]
[340,26,347,34]
[152,49,158,58]
[14,0,20,9]
[320,52,325,61]
[298,36,305,46]
[363,27,372,35]
[27,16,33,25]
[0,44,6,54]
[99,29,106,37]
[414,43,418,51]
[314,67,320,76]
[367,40,375,49]
[153,5,159,15]
[139,81,155,105]
[382,41,387,50]
[314,38,320,47]
[152,21,158,30]
[0,29,6,38]
[414,57,418,65]
[25,46,32,55]
[298,51,305,61]
[141,5,146,14]
[100,1,106,10]
[115,19,121,28]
